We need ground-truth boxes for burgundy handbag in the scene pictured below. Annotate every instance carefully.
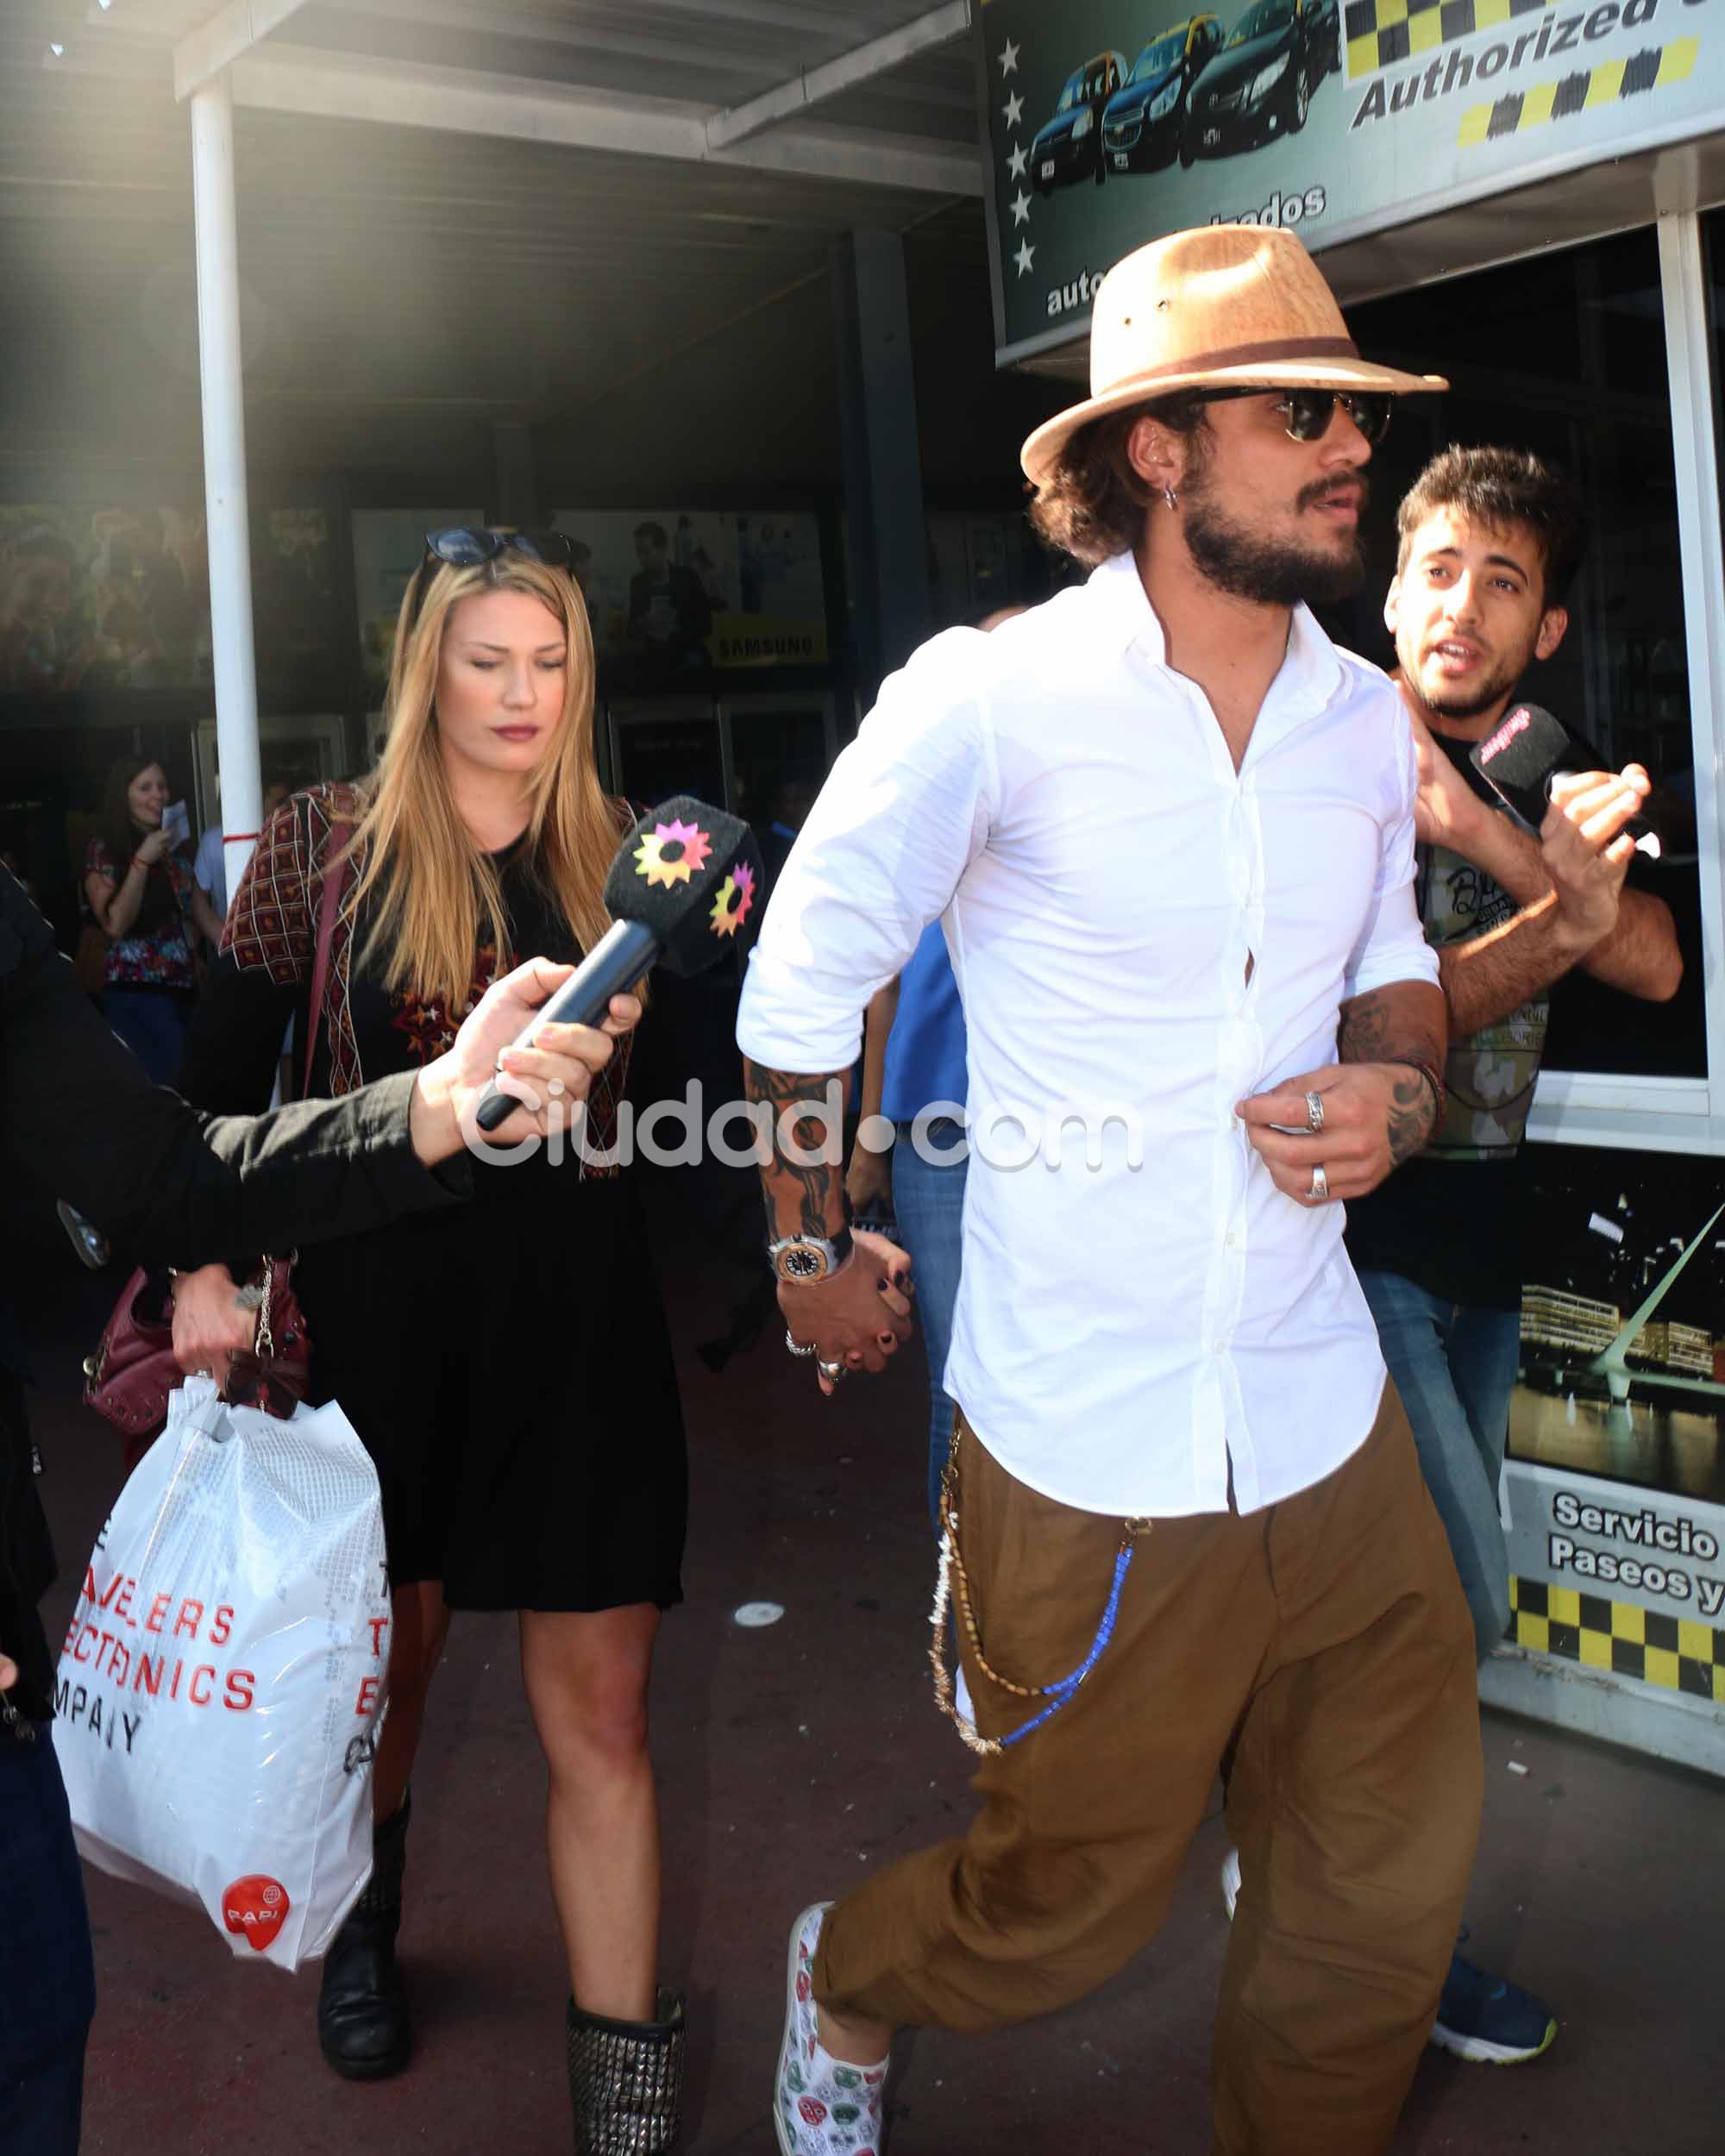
[81,822,352,1457]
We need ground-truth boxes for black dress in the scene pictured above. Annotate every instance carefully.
[179,788,687,1614]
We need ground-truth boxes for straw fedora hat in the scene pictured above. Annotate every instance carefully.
[1021,224,1446,486]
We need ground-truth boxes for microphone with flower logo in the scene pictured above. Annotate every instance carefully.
[474,795,762,1133]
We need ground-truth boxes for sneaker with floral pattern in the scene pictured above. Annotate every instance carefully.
[774,1902,887,2155]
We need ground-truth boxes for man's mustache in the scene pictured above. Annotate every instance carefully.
[1295,473,1372,513]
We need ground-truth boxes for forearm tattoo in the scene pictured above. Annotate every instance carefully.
[1339,986,1445,1168]
[742,1057,850,1240]
[1384,1067,1437,1169]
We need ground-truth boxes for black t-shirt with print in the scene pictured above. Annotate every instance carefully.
[1345,725,1601,1310]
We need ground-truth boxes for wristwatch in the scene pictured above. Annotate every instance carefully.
[767,1225,855,1285]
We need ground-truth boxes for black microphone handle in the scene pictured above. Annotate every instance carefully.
[473,917,660,1134]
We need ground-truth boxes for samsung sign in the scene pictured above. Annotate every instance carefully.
[975,0,1721,363]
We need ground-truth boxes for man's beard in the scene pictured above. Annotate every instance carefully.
[1182,473,1369,607]
[1407,646,1525,721]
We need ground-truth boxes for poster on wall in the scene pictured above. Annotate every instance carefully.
[0,505,336,693]
[351,508,483,683]
[0,505,211,691]
[1504,1142,1725,1705]
[977,0,1713,361]
[549,510,827,674]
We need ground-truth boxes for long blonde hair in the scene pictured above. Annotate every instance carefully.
[345,549,616,1011]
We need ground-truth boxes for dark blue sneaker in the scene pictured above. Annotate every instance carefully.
[1429,1950,1558,2064]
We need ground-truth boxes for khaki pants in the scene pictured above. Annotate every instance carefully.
[814,1384,1482,2156]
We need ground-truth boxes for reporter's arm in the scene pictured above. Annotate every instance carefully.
[2,888,462,1269]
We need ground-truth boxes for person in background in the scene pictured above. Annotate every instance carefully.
[628,520,711,670]
[846,606,1025,1525]
[756,772,820,898]
[1338,444,1682,2066]
[0,847,637,2156]
[192,767,308,932]
[171,528,689,2154]
[81,755,222,1085]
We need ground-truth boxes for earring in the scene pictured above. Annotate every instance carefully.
[1163,485,1178,511]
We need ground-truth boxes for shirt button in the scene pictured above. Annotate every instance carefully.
[1213,1339,1226,1356]
[1226,1232,1238,1248]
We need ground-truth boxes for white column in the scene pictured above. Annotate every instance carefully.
[189,70,263,907]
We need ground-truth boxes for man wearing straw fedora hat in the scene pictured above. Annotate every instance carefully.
[738,222,1478,2154]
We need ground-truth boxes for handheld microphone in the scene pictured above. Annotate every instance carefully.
[1469,703,1660,860]
[474,795,763,1134]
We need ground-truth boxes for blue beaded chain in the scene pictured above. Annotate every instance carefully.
[930,1428,1148,1758]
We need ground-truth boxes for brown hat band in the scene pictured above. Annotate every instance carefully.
[1110,334,1361,389]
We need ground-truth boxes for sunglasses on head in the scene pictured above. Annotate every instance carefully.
[1197,386,1394,447]
[423,527,574,570]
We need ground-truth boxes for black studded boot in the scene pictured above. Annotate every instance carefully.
[317,1795,412,2079]
[566,1990,686,2153]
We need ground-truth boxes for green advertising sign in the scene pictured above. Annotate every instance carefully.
[978,0,1716,361]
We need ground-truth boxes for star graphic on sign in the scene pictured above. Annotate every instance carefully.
[1014,238,1035,279]
[998,38,1021,78]
[1002,90,1024,128]
[1007,141,1028,180]
[1010,189,1031,228]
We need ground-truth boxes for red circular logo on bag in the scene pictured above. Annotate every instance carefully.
[223,1875,291,1952]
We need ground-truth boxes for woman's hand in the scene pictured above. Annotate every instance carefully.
[411,959,643,1162]
[0,1650,17,1693]
[134,826,172,867]
[170,1262,255,1391]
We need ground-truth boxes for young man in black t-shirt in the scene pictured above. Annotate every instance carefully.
[1345,446,1683,2064]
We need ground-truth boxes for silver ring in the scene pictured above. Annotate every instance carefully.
[816,1357,846,1384]
[1305,1089,1326,1134]
[1308,1164,1329,1202]
[784,1329,817,1359]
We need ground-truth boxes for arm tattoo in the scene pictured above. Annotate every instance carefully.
[1386,1068,1435,1169]
[742,1056,850,1241]
[1338,983,1446,1169]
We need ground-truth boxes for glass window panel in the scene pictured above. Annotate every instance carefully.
[1336,229,1704,1081]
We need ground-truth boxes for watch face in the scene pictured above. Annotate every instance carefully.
[779,1244,825,1282]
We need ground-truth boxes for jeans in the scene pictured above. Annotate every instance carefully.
[1357,1269,1521,1664]
[0,1728,95,2156]
[891,1119,968,1526]
[102,987,192,1086]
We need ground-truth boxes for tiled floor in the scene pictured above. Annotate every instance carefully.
[22,1194,1723,2155]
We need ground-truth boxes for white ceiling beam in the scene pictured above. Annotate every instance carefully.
[228,47,982,197]
[705,0,971,150]
[174,0,311,101]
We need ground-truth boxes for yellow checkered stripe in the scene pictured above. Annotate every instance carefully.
[1346,0,1543,79]
[1458,34,1697,139]
[1509,1575,1725,1702]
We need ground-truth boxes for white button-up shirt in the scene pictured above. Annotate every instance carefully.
[737,551,1439,1520]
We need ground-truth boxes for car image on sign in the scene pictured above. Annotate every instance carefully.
[1179,0,1339,166]
[1101,17,1226,174]
[1029,50,1130,192]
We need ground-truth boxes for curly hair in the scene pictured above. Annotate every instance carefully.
[1028,393,1213,567]
[1396,445,1587,605]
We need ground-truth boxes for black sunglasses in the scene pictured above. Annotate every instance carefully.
[423,527,574,570]
[1196,387,1393,447]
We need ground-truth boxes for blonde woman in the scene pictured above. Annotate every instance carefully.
[172,530,687,2153]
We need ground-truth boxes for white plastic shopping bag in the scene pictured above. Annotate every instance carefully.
[53,1377,389,1971]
